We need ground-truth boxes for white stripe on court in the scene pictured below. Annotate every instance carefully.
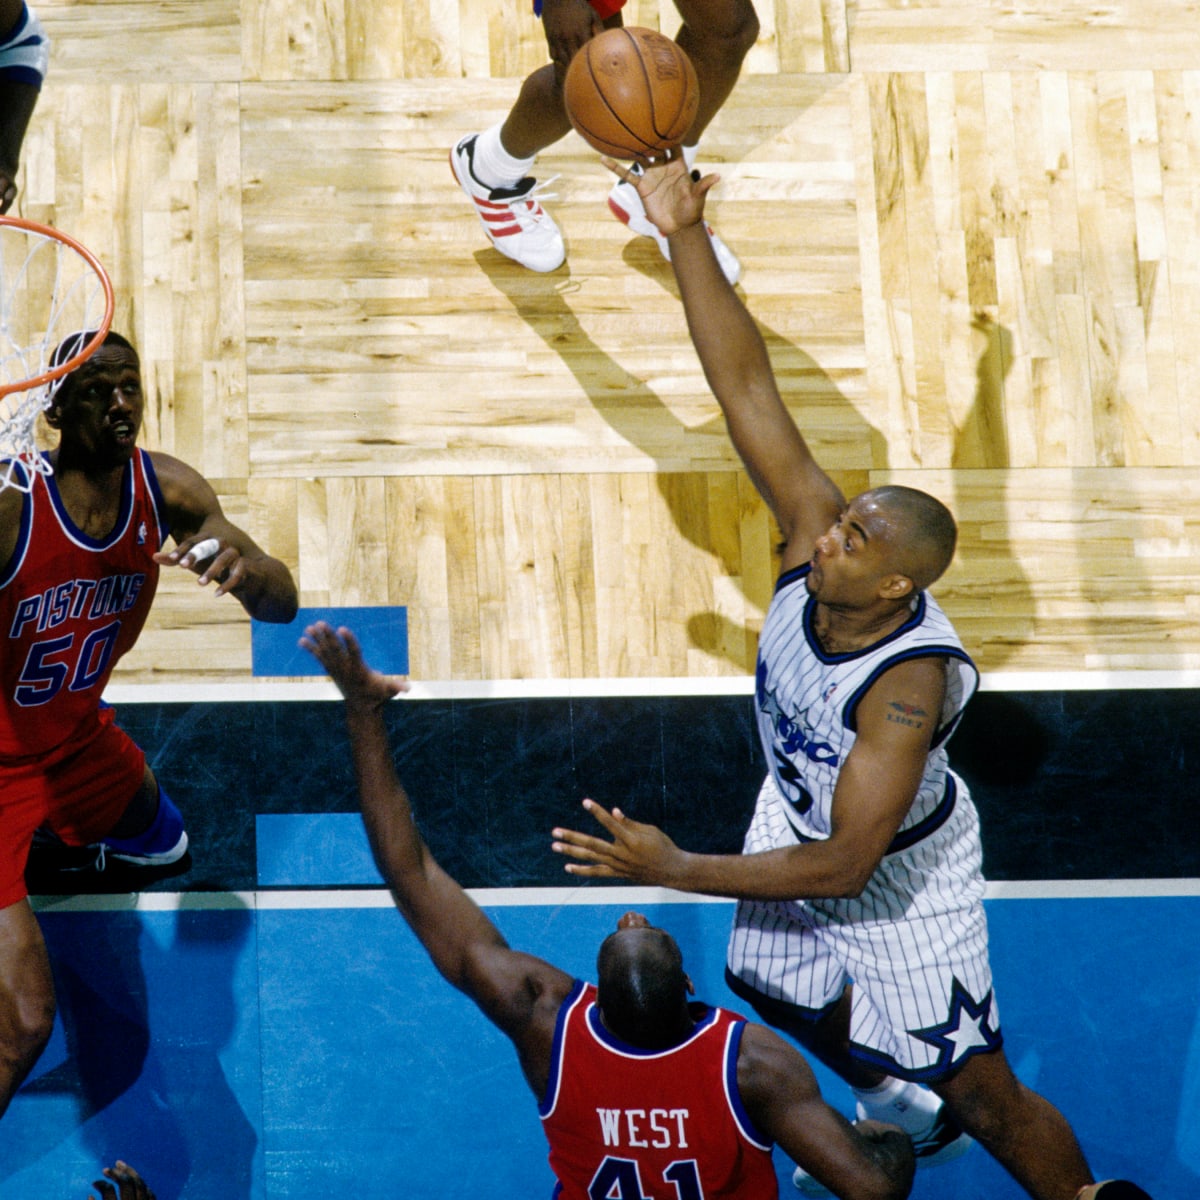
[29,879,1200,914]
[101,668,1200,705]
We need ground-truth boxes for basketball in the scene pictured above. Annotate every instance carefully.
[563,27,699,161]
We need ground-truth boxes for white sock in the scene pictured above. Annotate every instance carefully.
[852,1077,941,1135]
[470,123,536,190]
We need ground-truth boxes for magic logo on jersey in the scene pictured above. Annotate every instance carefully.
[756,659,840,814]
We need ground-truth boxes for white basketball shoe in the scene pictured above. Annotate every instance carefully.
[607,162,741,285]
[792,1102,973,1194]
[450,134,565,272]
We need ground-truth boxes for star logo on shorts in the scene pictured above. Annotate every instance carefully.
[911,977,1002,1069]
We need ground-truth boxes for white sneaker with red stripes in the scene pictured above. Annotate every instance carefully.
[450,134,565,272]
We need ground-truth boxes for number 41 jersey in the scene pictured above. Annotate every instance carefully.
[0,450,167,759]
[540,981,779,1199]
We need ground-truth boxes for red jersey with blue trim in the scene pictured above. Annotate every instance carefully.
[540,981,778,1199]
[0,451,167,759]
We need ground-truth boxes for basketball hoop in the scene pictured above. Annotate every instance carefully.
[0,216,115,492]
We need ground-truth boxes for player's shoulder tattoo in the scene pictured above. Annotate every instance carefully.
[884,699,928,730]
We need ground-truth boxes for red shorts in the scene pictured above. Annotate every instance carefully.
[0,706,145,908]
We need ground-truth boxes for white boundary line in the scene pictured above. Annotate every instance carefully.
[29,879,1200,914]
[101,668,1200,704]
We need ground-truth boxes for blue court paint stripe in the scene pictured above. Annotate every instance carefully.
[249,606,408,677]
[256,813,385,887]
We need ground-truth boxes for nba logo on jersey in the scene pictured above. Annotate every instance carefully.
[137,521,147,544]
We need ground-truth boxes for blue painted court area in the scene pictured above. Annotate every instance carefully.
[250,606,408,677]
[0,890,1195,1199]
[2,903,262,1198]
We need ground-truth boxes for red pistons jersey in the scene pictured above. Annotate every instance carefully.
[0,451,167,759]
[540,981,778,1200]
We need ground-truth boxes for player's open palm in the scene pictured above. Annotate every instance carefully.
[301,622,407,712]
[602,155,717,238]
[552,799,685,886]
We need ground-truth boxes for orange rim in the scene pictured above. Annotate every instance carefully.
[0,215,115,400]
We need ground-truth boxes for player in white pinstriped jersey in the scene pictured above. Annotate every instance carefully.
[733,563,993,1092]
[552,156,1152,1200]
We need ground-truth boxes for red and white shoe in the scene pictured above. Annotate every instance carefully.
[607,162,741,285]
[450,134,565,272]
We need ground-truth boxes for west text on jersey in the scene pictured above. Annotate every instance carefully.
[597,1108,690,1149]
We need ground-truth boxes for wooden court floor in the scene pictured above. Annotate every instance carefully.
[15,0,1200,682]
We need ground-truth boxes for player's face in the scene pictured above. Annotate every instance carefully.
[807,493,905,607]
[50,344,144,466]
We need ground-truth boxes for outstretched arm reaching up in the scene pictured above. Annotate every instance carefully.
[301,623,572,1094]
[605,154,845,567]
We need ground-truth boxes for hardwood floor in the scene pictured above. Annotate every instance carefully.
[16,1,1200,680]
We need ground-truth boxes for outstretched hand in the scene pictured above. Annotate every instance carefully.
[552,799,686,886]
[90,1161,156,1200]
[600,154,718,240]
[300,622,409,711]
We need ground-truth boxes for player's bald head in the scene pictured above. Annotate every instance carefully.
[861,485,957,590]
[596,925,690,1049]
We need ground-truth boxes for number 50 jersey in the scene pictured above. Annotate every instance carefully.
[0,450,166,759]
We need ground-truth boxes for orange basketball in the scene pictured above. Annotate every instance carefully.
[563,27,699,161]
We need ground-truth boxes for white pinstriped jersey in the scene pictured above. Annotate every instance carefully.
[754,563,978,848]
[726,564,1002,1079]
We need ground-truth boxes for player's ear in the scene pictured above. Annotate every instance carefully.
[879,573,914,600]
[43,393,65,429]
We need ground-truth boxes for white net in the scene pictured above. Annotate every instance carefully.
[0,216,114,492]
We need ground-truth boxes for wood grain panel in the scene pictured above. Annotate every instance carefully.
[35,0,240,83]
[10,1,1200,681]
[847,1,1200,72]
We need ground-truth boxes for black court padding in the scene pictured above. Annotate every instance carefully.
[42,687,1198,897]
